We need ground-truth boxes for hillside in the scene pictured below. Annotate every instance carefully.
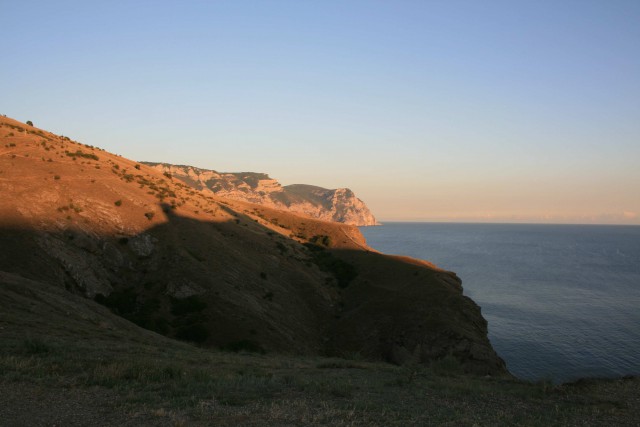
[0,115,502,373]
[2,271,639,426]
[1,116,639,425]
[143,162,379,226]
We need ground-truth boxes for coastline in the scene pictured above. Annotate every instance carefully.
[361,222,640,384]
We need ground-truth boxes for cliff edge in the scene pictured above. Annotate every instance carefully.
[143,162,380,226]
[0,116,505,375]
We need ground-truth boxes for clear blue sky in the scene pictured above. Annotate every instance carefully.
[2,0,639,224]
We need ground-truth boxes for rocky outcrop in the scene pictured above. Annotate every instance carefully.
[143,163,379,226]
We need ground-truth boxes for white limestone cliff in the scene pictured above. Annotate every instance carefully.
[144,163,379,226]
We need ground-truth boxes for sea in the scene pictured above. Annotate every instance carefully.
[360,222,640,383]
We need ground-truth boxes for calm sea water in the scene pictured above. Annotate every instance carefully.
[360,222,640,383]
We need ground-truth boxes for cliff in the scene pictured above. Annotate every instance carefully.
[143,162,379,226]
[0,116,505,375]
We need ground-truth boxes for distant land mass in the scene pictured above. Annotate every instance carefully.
[143,162,379,226]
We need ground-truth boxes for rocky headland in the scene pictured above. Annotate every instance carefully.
[0,116,504,375]
[143,162,379,226]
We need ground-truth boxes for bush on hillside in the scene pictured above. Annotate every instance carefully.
[170,296,207,316]
[305,244,357,288]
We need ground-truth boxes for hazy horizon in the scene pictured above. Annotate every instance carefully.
[2,1,638,225]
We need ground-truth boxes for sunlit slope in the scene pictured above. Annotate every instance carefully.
[0,116,505,374]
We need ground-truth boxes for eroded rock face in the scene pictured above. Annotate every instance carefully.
[143,163,379,226]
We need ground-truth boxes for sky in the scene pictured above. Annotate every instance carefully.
[2,0,639,224]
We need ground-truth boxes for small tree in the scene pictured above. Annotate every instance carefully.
[26,120,33,126]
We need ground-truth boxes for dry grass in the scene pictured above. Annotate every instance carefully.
[1,270,638,426]
[1,330,638,426]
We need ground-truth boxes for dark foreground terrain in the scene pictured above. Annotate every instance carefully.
[1,271,638,427]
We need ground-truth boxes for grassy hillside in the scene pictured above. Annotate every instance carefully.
[0,115,505,373]
[1,271,638,426]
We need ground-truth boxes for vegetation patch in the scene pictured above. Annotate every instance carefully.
[95,288,139,316]
[95,289,165,334]
[57,203,83,214]
[1,328,637,426]
[22,337,51,355]
[223,340,266,354]
[276,241,288,254]
[167,296,210,343]
[175,323,209,343]
[316,360,366,369]
[65,150,99,160]
[170,296,207,316]
[430,353,464,376]
[305,244,357,288]
[185,248,205,262]
[309,234,332,248]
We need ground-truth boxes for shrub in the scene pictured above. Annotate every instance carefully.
[65,150,99,161]
[170,296,207,316]
[144,212,154,220]
[224,340,265,354]
[305,245,357,288]
[26,120,33,126]
[95,290,165,335]
[310,235,332,248]
[151,317,170,335]
[95,288,138,315]
[430,354,463,376]
[114,200,122,206]
[174,323,209,343]
[23,337,50,354]
[54,175,60,180]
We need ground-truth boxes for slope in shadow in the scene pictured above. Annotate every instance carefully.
[0,204,507,375]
